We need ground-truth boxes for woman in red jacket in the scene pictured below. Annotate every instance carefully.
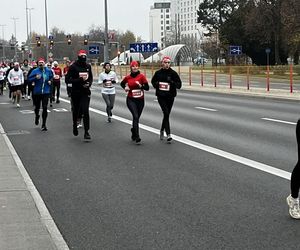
[120,61,149,144]
[52,61,62,103]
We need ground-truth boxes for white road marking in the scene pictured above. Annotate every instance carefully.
[0,123,69,250]
[60,97,291,180]
[20,110,34,114]
[195,106,218,112]
[262,117,296,125]
[52,108,69,112]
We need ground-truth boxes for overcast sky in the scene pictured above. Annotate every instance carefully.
[1,0,155,43]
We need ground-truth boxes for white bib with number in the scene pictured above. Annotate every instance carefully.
[159,82,170,91]
[54,75,60,80]
[132,89,143,98]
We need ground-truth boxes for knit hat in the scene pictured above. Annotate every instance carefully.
[130,61,139,67]
[78,50,87,56]
[162,56,171,62]
[38,57,45,63]
[53,61,58,66]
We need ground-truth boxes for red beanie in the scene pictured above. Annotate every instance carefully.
[78,50,87,56]
[162,56,171,62]
[130,61,139,67]
[38,57,45,63]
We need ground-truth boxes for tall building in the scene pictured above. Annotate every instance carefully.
[149,0,204,52]
[149,1,172,49]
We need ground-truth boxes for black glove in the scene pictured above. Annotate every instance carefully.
[111,80,116,84]
[103,79,107,83]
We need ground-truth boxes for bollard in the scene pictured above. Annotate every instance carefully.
[189,66,192,86]
[266,65,270,91]
[201,65,204,87]
[247,66,250,90]
[290,63,293,93]
[229,66,232,89]
[214,66,217,87]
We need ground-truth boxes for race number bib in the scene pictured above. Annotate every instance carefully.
[54,75,60,80]
[79,72,88,80]
[104,80,112,87]
[159,82,170,91]
[132,89,143,98]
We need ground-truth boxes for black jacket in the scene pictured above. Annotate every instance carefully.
[151,68,182,97]
[65,61,93,95]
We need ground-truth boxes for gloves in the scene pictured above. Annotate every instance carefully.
[112,80,116,84]
[103,79,107,83]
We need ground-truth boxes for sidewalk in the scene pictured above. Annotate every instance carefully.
[0,124,69,250]
[0,84,298,249]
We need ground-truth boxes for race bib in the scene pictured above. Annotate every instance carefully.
[159,82,170,91]
[132,89,143,98]
[104,80,112,87]
[13,76,20,81]
[79,72,88,80]
[54,75,60,80]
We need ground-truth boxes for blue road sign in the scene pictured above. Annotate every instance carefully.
[130,42,158,53]
[89,45,100,55]
[229,45,242,55]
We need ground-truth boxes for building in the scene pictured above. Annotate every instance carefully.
[149,0,205,53]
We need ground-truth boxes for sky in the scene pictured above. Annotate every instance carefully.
[0,0,155,44]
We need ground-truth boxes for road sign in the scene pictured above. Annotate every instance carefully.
[229,45,242,55]
[89,45,100,55]
[130,42,158,53]
[265,48,271,54]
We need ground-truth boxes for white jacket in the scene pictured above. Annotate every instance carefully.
[8,69,24,86]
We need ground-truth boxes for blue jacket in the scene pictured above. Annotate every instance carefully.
[28,67,54,95]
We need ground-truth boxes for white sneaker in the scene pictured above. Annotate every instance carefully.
[77,123,83,129]
[16,103,20,108]
[287,195,300,219]
[167,134,173,143]
[28,96,31,100]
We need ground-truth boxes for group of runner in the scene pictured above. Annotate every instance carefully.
[1,50,300,220]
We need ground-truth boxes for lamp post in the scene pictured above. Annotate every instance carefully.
[0,24,6,60]
[11,17,18,60]
[28,8,34,60]
[104,0,109,62]
[44,0,49,61]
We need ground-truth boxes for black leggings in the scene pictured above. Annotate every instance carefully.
[126,97,144,137]
[71,93,90,132]
[157,96,174,135]
[33,94,50,126]
[102,93,115,117]
[52,81,61,101]
[291,119,300,198]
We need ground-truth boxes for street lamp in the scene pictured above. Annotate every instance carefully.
[44,0,49,61]
[11,17,19,60]
[0,24,6,60]
[104,0,109,62]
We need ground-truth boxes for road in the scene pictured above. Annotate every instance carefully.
[0,85,299,249]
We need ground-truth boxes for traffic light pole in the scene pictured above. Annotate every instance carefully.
[44,0,49,60]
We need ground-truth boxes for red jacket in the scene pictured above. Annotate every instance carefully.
[121,72,149,99]
[52,66,62,82]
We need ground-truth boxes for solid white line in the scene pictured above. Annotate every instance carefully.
[262,117,296,125]
[60,97,291,180]
[0,123,69,250]
[195,106,218,112]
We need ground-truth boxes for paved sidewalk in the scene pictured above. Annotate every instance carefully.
[0,123,69,250]
[0,83,298,249]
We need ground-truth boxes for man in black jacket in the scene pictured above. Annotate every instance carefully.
[65,50,93,140]
[151,56,182,143]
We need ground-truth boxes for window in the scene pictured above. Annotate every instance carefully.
[166,14,169,18]
[166,9,169,13]
[161,26,164,30]
[161,21,163,24]
[161,32,164,36]
[166,20,170,24]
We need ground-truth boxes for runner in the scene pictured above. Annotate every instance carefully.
[287,119,300,219]
[5,62,14,100]
[27,61,37,103]
[120,61,149,144]
[7,62,24,108]
[0,63,8,95]
[151,56,182,143]
[98,62,118,122]
[52,61,62,103]
[28,58,54,131]
[65,50,93,140]
[21,59,31,100]
[47,62,55,107]
[63,60,72,97]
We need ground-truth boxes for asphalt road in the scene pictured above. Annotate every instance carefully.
[0,85,300,249]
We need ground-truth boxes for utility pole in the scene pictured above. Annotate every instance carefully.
[44,0,49,61]
[104,0,109,62]
[11,17,19,60]
[0,24,6,60]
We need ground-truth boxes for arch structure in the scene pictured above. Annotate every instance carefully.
[144,44,193,65]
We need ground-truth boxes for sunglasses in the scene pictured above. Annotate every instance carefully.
[163,61,171,64]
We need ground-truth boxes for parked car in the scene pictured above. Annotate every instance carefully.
[194,57,208,65]
[111,60,126,66]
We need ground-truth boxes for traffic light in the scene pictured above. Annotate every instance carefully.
[84,39,88,45]
[21,45,25,51]
[67,39,71,45]
[37,40,41,47]
[50,40,54,46]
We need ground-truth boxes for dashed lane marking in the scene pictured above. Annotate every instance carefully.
[60,97,291,180]
[195,106,218,112]
[261,117,296,125]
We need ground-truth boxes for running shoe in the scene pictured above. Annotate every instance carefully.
[56,100,60,104]
[287,194,300,219]
[27,96,31,100]
[160,130,164,140]
[35,115,40,125]
[107,116,112,123]
[84,131,91,140]
[167,134,173,143]
[16,103,20,108]
[135,137,141,145]
[41,125,48,131]
[77,123,83,129]
[73,125,78,136]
